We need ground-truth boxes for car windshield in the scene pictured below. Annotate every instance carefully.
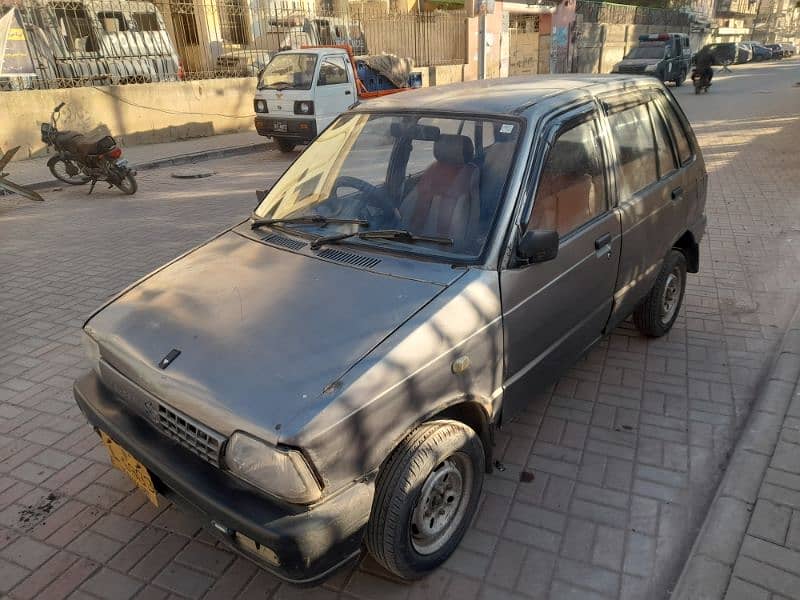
[253,112,522,261]
[259,53,317,90]
[625,45,666,59]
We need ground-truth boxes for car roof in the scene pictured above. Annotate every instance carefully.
[277,48,346,56]
[355,75,658,115]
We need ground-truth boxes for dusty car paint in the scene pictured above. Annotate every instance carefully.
[75,75,707,583]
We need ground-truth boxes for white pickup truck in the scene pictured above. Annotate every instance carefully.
[253,46,418,152]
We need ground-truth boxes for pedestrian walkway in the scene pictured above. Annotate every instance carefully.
[4,130,265,188]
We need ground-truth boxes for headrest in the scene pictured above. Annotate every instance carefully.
[434,134,474,165]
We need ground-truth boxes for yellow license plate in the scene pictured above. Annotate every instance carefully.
[99,430,158,506]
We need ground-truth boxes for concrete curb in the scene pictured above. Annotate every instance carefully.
[672,302,800,599]
[20,141,268,192]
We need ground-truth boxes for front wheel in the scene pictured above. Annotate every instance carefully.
[113,172,137,195]
[48,157,90,185]
[633,249,687,337]
[366,420,484,580]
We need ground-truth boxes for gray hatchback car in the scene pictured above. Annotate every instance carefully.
[74,75,707,584]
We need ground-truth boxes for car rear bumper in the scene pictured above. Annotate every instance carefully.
[254,116,317,142]
[73,371,371,585]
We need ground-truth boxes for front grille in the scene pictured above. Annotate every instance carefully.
[155,402,225,467]
[617,64,647,74]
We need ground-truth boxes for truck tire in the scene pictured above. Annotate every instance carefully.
[276,139,295,153]
[366,420,484,580]
[633,249,687,338]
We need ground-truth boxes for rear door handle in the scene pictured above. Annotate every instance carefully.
[672,186,684,200]
[594,233,612,250]
[345,90,352,95]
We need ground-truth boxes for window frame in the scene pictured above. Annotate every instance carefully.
[317,55,349,86]
[96,11,128,33]
[654,90,695,167]
[522,104,611,244]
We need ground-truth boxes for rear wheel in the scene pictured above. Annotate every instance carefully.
[366,420,484,580]
[276,139,295,153]
[113,172,137,195]
[634,249,687,337]
[48,157,89,185]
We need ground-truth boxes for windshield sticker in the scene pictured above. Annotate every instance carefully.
[500,124,514,134]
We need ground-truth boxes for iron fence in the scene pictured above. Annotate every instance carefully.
[0,0,467,90]
[576,0,690,26]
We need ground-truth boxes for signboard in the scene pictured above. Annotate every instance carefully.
[0,9,36,76]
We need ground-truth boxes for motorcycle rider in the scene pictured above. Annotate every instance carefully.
[694,47,714,86]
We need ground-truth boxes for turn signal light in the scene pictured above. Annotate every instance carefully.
[106,147,123,159]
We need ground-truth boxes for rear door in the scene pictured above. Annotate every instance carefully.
[603,91,687,330]
[500,103,621,420]
[314,54,354,131]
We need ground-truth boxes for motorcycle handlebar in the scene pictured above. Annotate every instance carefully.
[54,102,65,112]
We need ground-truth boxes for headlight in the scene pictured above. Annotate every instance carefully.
[81,330,101,375]
[254,99,267,113]
[294,100,314,115]
[645,64,658,73]
[225,432,321,504]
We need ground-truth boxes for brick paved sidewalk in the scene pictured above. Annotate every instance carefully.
[675,314,800,600]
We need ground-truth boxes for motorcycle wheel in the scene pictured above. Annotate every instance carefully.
[48,157,90,185]
[114,172,138,195]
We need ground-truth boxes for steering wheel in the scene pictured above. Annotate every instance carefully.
[332,175,395,219]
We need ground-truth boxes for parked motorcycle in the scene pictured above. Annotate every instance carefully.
[691,69,712,94]
[40,103,137,195]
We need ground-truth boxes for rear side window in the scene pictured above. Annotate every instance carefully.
[658,97,693,165]
[607,103,658,200]
[529,118,607,237]
[650,103,677,177]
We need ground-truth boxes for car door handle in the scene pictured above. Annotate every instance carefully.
[672,186,684,200]
[345,90,351,95]
[594,233,612,250]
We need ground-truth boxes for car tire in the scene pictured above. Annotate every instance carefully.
[675,69,686,86]
[366,419,485,580]
[276,139,295,153]
[633,249,687,338]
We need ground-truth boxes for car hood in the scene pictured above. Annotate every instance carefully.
[87,231,449,444]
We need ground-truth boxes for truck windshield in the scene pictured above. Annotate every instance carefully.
[253,112,522,262]
[625,45,666,60]
[259,53,317,90]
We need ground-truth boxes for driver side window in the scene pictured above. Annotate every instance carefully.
[528,118,607,238]
[318,57,348,85]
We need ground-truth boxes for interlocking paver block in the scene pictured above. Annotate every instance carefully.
[748,498,791,545]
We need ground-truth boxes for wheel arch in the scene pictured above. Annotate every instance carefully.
[427,399,494,474]
[673,230,699,273]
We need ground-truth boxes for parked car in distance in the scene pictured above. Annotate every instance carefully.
[611,32,691,85]
[695,42,747,66]
[779,42,797,56]
[742,42,774,61]
[766,43,785,58]
[74,75,707,585]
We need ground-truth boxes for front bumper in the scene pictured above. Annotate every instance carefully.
[73,371,372,585]
[254,116,317,142]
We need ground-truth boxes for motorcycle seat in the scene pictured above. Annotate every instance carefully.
[56,131,115,156]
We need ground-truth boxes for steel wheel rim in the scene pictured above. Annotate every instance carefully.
[661,266,682,325]
[53,159,86,183]
[410,453,472,555]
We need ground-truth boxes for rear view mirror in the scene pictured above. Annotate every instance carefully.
[518,230,559,264]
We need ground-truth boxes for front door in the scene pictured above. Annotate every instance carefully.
[314,54,354,132]
[500,105,621,420]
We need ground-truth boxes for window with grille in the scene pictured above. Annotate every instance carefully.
[219,0,248,45]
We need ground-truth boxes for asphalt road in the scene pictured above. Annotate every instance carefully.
[0,58,799,600]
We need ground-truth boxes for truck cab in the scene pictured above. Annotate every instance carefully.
[612,33,690,86]
[253,48,356,152]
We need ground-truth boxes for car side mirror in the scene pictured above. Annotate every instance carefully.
[518,230,559,264]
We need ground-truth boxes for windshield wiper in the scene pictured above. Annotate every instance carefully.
[310,229,453,250]
[251,214,368,229]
